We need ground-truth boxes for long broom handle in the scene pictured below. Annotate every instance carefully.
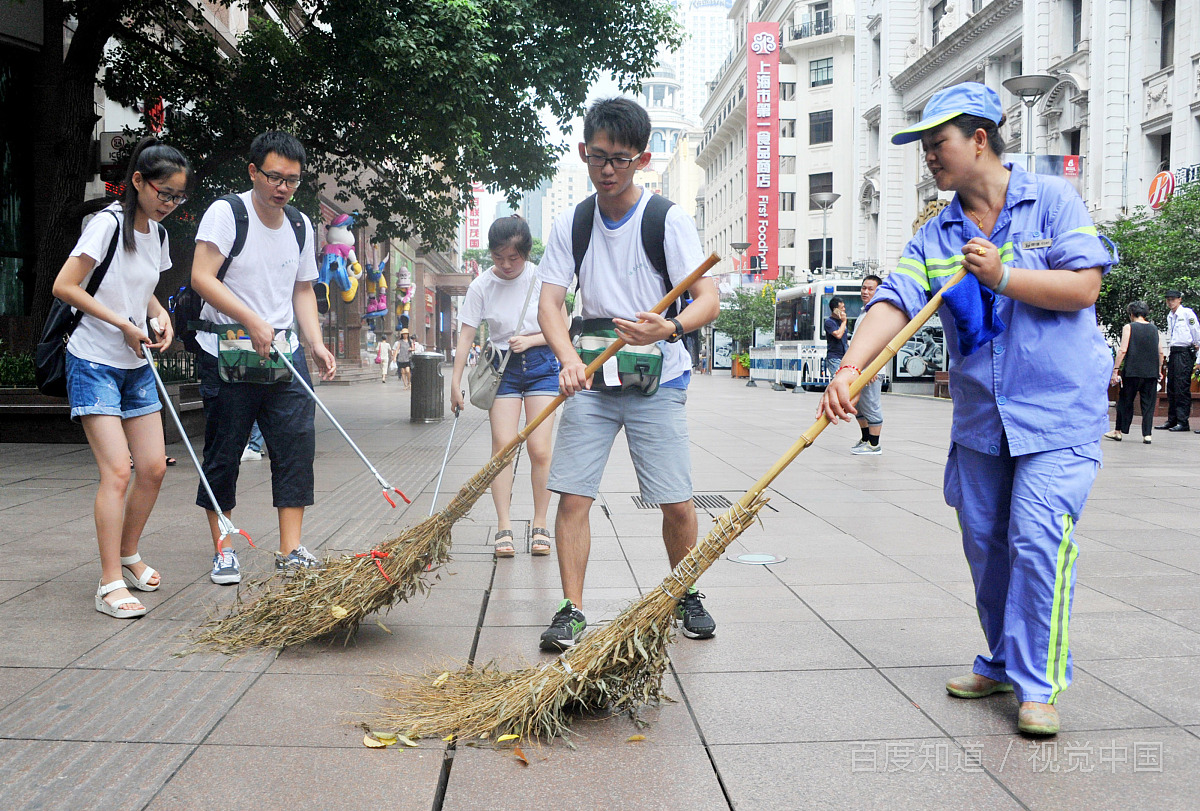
[506,252,721,449]
[738,268,967,508]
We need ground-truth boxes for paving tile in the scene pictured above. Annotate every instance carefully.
[793,581,974,621]
[1149,609,1200,633]
[483,586,642,627]
[678,670,943,744]
[71,617,276,673]
[270,621,477,676]
[0,668,57,712]
[0,739,192,811]
[771,552,927,586]
[829,617,987,668]
[676,584,820,623]
[961,728,1200,811]
[669,621,868,674]
[146,744,444,810]
[0,668,259,743]
[442,744,727,810]
[1086,575,1200,611]
[1068,612,1200,659]
[1081,656,1200,726]
[711,741,1022,811]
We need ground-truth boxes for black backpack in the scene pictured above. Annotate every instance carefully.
[570,192,696,348]
[175,193,306,353]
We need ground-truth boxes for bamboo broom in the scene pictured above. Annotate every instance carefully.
[185,253,722,655]
[373,269,969,741]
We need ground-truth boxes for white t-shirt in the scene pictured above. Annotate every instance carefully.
[193,191,317,356]
[67,204,171,369]
[458,262,542,351]
[540,191,705,384]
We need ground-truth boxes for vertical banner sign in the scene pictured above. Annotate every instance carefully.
[747,23,780,281]
[466,182,485,250]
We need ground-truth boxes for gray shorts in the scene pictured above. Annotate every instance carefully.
[548,387,692,503]
[857,375,883,425]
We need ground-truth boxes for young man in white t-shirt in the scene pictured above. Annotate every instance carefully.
[536,97,720,651]
[191,131,336,584]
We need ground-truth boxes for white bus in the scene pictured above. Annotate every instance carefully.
[749,278,945,390]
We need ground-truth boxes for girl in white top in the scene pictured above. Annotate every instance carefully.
[451,216,568,557]
[51,137,190,619]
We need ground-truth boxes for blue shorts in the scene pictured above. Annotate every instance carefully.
[65,353,161,422]
[548,387,691,503]
[495,344,561,399]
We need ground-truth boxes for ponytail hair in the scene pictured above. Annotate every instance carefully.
[120,136,192,252]
[486,214,533,258]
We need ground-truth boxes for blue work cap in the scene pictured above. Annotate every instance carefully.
[892,82,1004,145]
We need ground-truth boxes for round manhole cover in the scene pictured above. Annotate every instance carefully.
[728,553,786,565]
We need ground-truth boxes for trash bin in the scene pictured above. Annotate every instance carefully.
[410,352,445,423]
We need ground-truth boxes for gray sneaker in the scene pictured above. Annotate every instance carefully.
[852,443,882,456]
[210,548,241,585]
[850,439,867,451]
[275,545,323,572]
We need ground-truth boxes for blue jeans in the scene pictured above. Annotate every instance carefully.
[494,344,561,398]
[65,353,161,422]
[247,421,264,453]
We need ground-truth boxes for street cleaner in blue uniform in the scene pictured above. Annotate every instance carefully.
[819,83,1115,736]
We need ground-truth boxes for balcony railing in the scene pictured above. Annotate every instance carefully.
[788,15,853,41]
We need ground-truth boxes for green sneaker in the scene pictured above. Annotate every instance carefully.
[539,599,586,651]
[676,588,716,639]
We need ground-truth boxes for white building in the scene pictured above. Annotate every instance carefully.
[540,156,592,243]
[855,0,1200,273]
[674,1,739,125]
[696,0,858,281]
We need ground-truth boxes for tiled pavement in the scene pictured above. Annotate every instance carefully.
[1,371,1198,810]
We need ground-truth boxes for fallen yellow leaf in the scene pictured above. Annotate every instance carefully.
[626,735,646,743]
[496,734,520,743]
[331,606,349,619]
[373,732,398,744]
[443,734,455,742]
[396,735,418,748]
[363,734,389,749]
[432,672,450,688]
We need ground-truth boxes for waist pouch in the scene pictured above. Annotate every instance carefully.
[214,324,295,384]
[576,318,663,396]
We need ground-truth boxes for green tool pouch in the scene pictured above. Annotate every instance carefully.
[576,318,663,396]
[211,324,295,384]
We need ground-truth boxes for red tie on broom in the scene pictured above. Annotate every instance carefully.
[370,269,969,742]
[185,253,723,655]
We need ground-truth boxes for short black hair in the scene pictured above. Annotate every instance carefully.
[948,113,1007,157]
[862,274,883,286]
[829,297,844,313]
[1127,300,1150,319]
[487,214,532,258]
[583,97,651,153]
[249,131,306,170]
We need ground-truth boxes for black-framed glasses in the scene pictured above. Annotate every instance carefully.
[583,153,642,169]
[258,171,302,189]
[146,180,187,206]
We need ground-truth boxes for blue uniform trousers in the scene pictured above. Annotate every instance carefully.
[944,440,1099,704]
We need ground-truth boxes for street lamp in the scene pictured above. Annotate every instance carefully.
[810,192,840,275]
[1001,73,1057,163]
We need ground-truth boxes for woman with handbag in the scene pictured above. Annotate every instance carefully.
[451,216,566,557]
[50,136,190,618]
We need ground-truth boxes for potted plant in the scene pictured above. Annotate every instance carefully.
[731,351,751,378]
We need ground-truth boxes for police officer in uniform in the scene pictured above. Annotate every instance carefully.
[1156,291,1200,432]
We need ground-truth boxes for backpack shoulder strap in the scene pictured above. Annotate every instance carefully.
[156,221,167,246]
[218,193,249,281]
[640,193,677,316]
[571,194,597,280]
[282,204,306,251]
[83,210,123,298]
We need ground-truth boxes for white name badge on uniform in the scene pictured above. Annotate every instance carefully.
[1020,238,1052,250]
[602,355,621,387]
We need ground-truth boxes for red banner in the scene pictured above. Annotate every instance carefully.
[465,182,484,250]
[747,23,780,281]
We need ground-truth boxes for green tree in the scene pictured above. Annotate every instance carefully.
[30,0,679,323]
[462,238,544,271]
[714,281,787,350]
[1099,181,1200,337]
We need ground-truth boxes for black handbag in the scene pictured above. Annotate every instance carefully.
[34,211,121,397]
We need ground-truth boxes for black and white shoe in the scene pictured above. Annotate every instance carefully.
[539,599,587,651]
[210,549,241,585]
[275,545,323,572]
[676,589,716,639]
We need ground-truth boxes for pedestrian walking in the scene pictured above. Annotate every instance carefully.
[1105,301,1163,444]
[377,332,392,383]
[241,420,266,461]
[51,136,189,618]
[823,297,848,380]
[395,330,413,388]
[851,274,885,455]
[535,97,720,651]
[190,131,337,585]
[820,82,1116,735]
[1155,290,1200,432]
[450,216,565,558]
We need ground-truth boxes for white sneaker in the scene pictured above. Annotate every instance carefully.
[240,447,262,462]
[1143,436,1152,444]
[852,443,882,455]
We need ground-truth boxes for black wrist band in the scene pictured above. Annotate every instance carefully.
[666,317,684,343]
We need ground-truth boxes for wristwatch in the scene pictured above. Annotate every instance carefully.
[666,317,684,343]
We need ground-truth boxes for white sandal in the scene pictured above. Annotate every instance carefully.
[121,553,160,592]
[95,580,146,619]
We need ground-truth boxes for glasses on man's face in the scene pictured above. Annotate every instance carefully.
[146,180,187,206]
[258,171,302,190]
[583,153,641,170]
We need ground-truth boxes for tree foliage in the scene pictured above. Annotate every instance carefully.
[1099,181,1200,337]
[714,281,787,349]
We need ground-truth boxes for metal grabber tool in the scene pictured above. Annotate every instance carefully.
[143,341,252,545]
[429,393,464,517]
[271,347,411,508]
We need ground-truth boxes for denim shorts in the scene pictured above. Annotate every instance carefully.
[65,353,161,422]
[548,387,691,503]
[495,344,561,398]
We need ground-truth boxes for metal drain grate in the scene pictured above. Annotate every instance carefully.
[632,494,733,510]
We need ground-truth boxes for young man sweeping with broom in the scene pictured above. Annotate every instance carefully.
[536,97,720,651]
